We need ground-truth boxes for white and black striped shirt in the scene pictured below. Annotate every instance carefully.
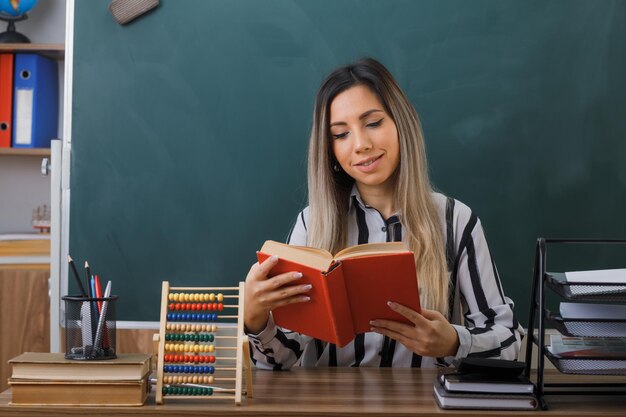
[248,189,524,369]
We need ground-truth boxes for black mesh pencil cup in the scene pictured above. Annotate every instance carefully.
[63,295,118,360]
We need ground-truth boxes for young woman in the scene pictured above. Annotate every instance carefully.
[244,57,524,369]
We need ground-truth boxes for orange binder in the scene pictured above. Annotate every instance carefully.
[0,53,14,148]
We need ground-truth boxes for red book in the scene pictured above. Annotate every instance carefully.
[0,53,14,148]
[257,241,421,347]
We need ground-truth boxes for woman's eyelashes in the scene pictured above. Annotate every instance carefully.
[332,131,349,140]
[331,118,384,140]
[366,118,384,128]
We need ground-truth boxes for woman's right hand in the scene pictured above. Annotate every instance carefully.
[244,255,312,334]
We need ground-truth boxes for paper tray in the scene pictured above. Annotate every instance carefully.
[545,309,626,338]
[546,273,626,302]
[544,350,626,375]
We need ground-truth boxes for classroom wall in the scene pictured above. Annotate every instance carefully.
[0,157,51,233]
[18,0,66,44]
[69,0,626,323]
[0,0,66,234]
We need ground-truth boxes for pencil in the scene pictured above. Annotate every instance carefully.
[84,261,92,295]
[68,256,88,297]
[94,274,103,311]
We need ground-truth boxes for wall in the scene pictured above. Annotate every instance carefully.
[0,0,66,234]
[18,0,66,44]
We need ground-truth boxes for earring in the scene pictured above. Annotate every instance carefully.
[333,162,340,172]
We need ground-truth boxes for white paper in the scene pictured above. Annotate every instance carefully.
[14,88,33,145]
[558,302,626,337]
[560,302,626,319]
[565,269,626,284]
[563,269,626,296]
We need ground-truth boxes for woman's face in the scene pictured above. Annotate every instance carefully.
[329,85,400,192]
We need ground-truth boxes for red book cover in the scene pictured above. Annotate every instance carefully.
[0,53,14,148]
[257,241,421,347]
[341,253,420,334]
[257,252,353,346]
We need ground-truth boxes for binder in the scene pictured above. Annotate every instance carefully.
[11,53,59,148]
[0,53,13,148]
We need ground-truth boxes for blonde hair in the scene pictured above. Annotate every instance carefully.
[306,58,449,315]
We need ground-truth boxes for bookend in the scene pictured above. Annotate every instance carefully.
[524,238,626,410]
[154,281,253,405]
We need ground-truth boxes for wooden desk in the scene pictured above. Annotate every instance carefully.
[0,368,625,416]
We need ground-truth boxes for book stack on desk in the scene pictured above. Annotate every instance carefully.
[433,358,538,410]
[8,352,151,406]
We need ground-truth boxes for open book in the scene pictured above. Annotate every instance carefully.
[257,240,421,347]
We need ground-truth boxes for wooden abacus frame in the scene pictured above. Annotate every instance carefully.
[155,281,253,405]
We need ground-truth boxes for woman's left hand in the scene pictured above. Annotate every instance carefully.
[370,302,460,358]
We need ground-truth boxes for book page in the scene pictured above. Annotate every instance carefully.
[260,240,333,271]
[334,242,408,261]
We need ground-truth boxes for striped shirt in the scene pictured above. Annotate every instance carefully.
[247,188,524,369]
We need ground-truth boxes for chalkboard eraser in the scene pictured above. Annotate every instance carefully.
[108,0,159,25]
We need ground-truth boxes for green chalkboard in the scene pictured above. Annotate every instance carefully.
[70,0,626,323]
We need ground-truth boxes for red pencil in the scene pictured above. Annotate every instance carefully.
[94,275,103,312]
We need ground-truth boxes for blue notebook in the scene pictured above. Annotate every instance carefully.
[11,53,59,148]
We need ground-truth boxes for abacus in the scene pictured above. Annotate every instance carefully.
[155,281,253,405]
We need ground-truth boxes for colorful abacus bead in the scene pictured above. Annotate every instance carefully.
[163,365,215,374]
[167,312,219,322]
[163,375,213,384]
[163,386,213,396]
[165,343,216,353]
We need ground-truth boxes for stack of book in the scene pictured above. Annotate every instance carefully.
[8,352,151,406]
[433,359,537,411]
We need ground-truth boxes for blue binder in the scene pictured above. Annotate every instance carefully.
[11,53,59,148]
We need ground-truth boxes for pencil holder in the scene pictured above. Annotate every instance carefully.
[62,295,118,360]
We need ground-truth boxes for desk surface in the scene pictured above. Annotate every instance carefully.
[1,368,625,416]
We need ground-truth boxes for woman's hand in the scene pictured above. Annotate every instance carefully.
[369,302,460,358]
[244,255,312,334]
